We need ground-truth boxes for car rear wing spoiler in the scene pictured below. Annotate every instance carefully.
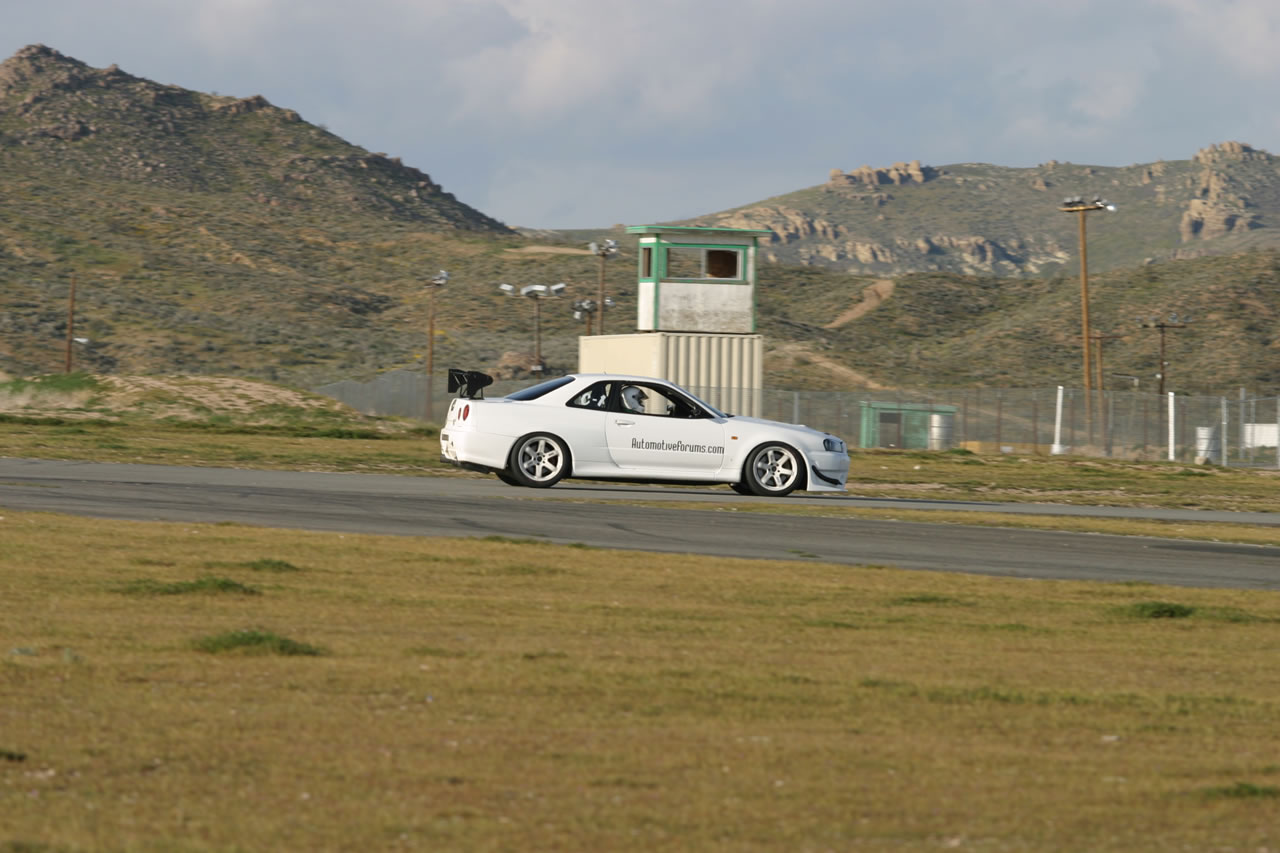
[447,369,494,400]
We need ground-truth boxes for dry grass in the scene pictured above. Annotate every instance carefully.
[4,511,1280,851]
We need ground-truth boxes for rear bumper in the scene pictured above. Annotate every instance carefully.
[439,427,512,472]
[440,455,496,474]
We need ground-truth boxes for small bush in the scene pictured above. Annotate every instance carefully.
[192,629,325,656]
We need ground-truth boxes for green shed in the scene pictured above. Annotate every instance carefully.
[858,401,958,450]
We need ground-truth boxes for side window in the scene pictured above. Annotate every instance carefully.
[567,381,613,410]
[617,384,706,418]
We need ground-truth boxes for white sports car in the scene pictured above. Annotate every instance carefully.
[439,370,849,496]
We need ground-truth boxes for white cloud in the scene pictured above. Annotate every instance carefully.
[4,0,1280,225]
[1156,0,1280,76]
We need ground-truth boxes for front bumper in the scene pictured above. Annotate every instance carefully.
[806,449,850,492]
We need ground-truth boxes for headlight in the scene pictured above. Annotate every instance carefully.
[823,437,846,453]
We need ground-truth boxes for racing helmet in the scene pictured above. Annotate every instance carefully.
[622,385,648,413]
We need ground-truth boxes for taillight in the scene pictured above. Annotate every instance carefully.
[462,404,470,421]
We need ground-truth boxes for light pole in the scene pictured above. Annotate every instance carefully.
[1059,196,1115,437]
[424,269,448,421]
[589,239,619,335]
[500,282,566,372]
[1138,313,1190,396]
[571,297,614,336]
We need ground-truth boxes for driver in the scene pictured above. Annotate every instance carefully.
[621,385,648,414]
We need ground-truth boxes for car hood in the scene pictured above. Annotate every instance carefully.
[725,415,835,440]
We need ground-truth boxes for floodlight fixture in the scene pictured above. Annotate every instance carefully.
[502,281,568,371]
[590,238,621,334]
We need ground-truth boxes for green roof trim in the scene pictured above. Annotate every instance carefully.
[626,224,773,236]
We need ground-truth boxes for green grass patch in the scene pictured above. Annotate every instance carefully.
[477,535,551,545]
[801,618,860,629]
[890,593,969,606]
[1121,601,1196,619]
[1202,782,1280,799]
[118,576,261,596]
[0,372,100,395]
[191,628,325,656]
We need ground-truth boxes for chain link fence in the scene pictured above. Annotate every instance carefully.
[314,370,1280,468]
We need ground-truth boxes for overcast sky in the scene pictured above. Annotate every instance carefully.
[6,0,1280,228]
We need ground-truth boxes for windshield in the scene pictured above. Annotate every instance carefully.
[504,376,574,401]
[680,388,728,418]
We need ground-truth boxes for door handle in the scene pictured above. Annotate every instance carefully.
[613,419,635,426]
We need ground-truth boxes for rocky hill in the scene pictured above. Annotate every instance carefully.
[1,45,1277,397]
[0,44,511,231]
[689,143,1280,278]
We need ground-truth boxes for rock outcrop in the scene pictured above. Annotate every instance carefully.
[1179,142,1266,241]
[827,160,937,188]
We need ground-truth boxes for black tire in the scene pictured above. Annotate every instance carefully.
[741,443,802,497]
[729,483,755,496]
[495,471,522,487]
[506,433,570,488]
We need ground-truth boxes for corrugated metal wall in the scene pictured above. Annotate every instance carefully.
[659,333,762,417]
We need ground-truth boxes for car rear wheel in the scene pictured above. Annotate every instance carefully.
[495,471,522,486]
[742,443,802,496]
[507,433,570,488]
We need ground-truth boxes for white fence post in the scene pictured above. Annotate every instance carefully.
[1051,385,1067,455]
[1220,397,1229,466]
[1167,392,1176,462]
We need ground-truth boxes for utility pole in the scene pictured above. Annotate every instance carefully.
[1139,314,1190,396]
[64,273,77,373]
[1059,197,1115,441]
[424,270,448,421]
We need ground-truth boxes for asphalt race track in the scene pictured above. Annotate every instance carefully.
[1,458,1278,590]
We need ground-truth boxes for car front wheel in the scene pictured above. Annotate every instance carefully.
[742,443,802,496]
[507,433,570,488]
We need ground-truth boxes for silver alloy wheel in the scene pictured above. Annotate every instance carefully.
[511,434,568,487]
[746,444,800,496]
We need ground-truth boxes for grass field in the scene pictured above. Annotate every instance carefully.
[4,385,1280,849]
[3,511,1280,851]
